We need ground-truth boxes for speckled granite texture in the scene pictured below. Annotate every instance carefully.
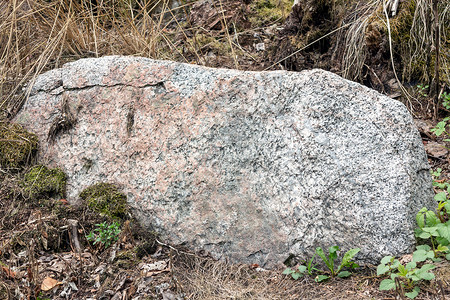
[15,56,435,268]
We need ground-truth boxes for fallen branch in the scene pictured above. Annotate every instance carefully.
[67,219,83,253]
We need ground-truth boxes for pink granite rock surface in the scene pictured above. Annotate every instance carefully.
[15,56,434,268]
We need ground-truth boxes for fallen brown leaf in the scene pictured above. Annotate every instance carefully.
[2,266,16,279]
[41,276,62,291]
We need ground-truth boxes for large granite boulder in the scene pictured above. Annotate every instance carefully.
[15,56,434,268]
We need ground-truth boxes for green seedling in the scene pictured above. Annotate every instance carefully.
[430,117,450,141]
[441,92,450,110]
[417,84,429,97]
[86,221,121,249]
[283,253,318,279]
[413,244,449,262]
[314,246,360,282]
[415,206,450,259]
[377,255,435,299]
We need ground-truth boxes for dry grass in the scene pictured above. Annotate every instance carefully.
[173,252,450,300]
[0,0,194,119]
[1,0,448,120]
[338,0,449,87]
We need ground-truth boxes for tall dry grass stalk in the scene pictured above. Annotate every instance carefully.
[0,0,190,119]
[340,0,449,88]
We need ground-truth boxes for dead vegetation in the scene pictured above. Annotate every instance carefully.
[1,0,450,299]
[1,0,448,118]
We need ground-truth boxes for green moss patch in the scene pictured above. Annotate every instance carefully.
[250,0,294,26]
[22,165,67,200]
[80,183,128,220]
[0,122,38,170]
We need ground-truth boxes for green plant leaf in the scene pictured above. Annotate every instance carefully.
[417,209,440,228]
[417,231,431,239]
[380,256,394,264]
[431,121,446,136]
[419,264,436,273]
[413,248,434,262]
[315,275,329,282]
[291,272,302,280]
[337,271,352,278]
[329,246,339,256]
[306,253,317,274]
[379,279,395,291]
[316,247,333,272]
[408,272,421,282]
[416,271,435,281]
[340,248,360,267]
[350,262,359,269]
[431,168,442,177]
[405,261,416,271]
[405,287,420,299]
[397,264,408,276]
[416,244,432,251]
[446,253,450,260]
[298,265,307,273]
[436,244,449,252]
[434,192,447,203]
[444,202,450,212]
[437,236,449,246]
[391,259,401,269]
[436,222,450,241]
[328,246,339,271]
[377,264,390,275]
[422,226,439,237]
[282,268,294,275]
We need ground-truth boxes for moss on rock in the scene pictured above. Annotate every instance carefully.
[80,183,128,220]
[0,122,38,170]
[22,165,67,200]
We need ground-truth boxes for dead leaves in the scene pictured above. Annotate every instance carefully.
[41,276,62,292]
[1,265,15,279]
[140,260,170,277]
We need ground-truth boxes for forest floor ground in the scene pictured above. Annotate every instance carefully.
[1,0,449,299]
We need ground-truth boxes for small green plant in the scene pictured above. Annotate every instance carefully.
[430,117,450,141]
[417,84,429,97]
[441,92,450,110]
[377,255,435,299]
[36,292,51,300]
[415,169,450,260]
[283,253,318,279]
[415,206,450,253]
[314,246,360,282]
[86,221,121,249]
[282,246,360,282]
[377,168,450,299]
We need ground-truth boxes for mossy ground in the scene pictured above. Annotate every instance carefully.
[0,122,38,171]
[80,182,128,220]
[250,0,294,26]
[22,165,67,200]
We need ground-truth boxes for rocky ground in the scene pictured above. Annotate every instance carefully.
[1,0,449,299]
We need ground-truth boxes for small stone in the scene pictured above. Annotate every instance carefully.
[255,42,265,51]
[425,141,448,158]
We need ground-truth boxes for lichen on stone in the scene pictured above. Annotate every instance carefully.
[80,183,128,220]
[22,165,67,200]
[0,121,38,170]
